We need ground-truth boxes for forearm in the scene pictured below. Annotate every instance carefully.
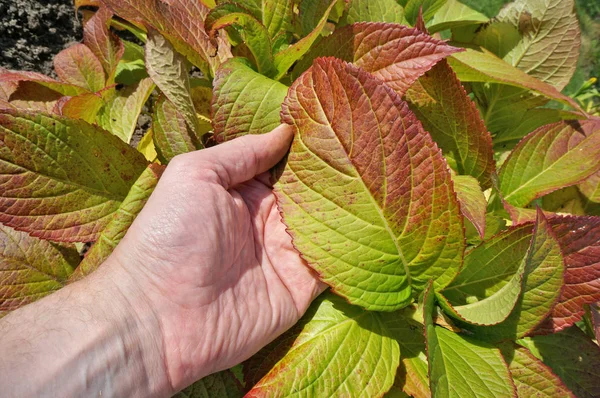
[0,260,172,398]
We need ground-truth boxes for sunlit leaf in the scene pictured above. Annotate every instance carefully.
[136,128,158,162]
[115,40,148,85]
[0,71,89,97]
[0,225,78,316]
[97,78,155,143]
[294,23,462,96]
[451,175,487,238]
[427,0,488,33]
[69,164,162,281]
[0,110,148,242]
[404,0,447,25]
[54,44,106,93]
[152,96,202,162]
[246,293,399,397]
[340,0,406,25]
[518,327,600,398]
[83,5,124,83]
[59,91,105,123]
[499,119,600,208]
[276,58,464,310]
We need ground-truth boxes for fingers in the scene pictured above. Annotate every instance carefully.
[178,124,294,189]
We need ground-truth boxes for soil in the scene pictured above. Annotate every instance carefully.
[0,0,82,76]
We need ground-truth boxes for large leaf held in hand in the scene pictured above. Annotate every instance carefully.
[499,119,600,208]
[246,293,399,397]
[0,225,78,316]
[294,23,462,96]
[423,284,516,398]
[276,58,464,311]
[212,57,288,142]
[497,0,580,91]
[0,110,148,242]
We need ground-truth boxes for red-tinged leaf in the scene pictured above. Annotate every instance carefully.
[423,283,517,398]
[293,23,462,96]
[57,92,105,123]
[54,43,106,93]
[96,78,155,143]
[0,110,148,242]
[499,344,576,398]
[448,47,583,113]
[212,57,288,142]
[532,216,600,334]
[246,293,399,397]
[0,71,89,97]
[0,224,78,316]
[518,327,600,398]
[579,169,600,203]
[6,82,63,113]
[451,174,486,239]
[276,57,464,310]
[74,0,102,11]
[152,96,202,163]
[83,5,125,82]
[499,119,600,208]
[69,164,163,282]
[406,61,494,188]
[0,78,17,101]
[101,0,232,76]
[172,370,244,398]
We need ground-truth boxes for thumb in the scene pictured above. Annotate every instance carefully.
[183,124,294,189]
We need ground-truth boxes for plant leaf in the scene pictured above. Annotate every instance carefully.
[0,71,90,97]
[340,0,406,25]
[532,216,600,334]
[518,327,600,398]
[579,170,600,203]
[0,225,77,316]
[96,78,155,143]
[423,283,516,398]
[276,57,464,310]
[448,47,583,112]
[451,175,486,238]
[272,0,337,79]
[246,293,400,397]
[427,0,488,33]
[53,44,106,93]
[115,40,149,85]
[404,0,447,25]
[262,0,294,38]
[498,119,600,208]
[205,4,275,76]
[101,0,232,76]
[462,209,565,342]
[294,23,462,96]
[405,61,494,187]
[137,128,158,162]
[69,164,163,282]
[59,92,105,123]
[499,344,576,398]
[173,370,244,398]
[83,5,125,83]
[152,96,201,162]
[212,57,288,142]
[497,0,580,91]
[0,110,148,242]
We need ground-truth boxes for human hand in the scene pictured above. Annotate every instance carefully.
[105,125,326,392]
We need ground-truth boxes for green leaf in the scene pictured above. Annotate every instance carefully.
[59,92,105,124]
[404,0,447,25]
[96,78,155,143]
[145,29,203,140]
[0,224,77,316]
[136,128,158,162]
[100,0,232,76]
[463,209,565,341]
[497,0,580,91]
[298,0,343,36]
[275,58,464,310]
[471,22,521,59]
[83,5,124,83]
[518,327,600,398]
[173,370,244,398]
[499,119,600,208]
[499,344,576,398]
[153,96,203,162]
[423,283,516,398]
[115,40,148,86]
[427,0,488,33]
[0,110,148,242]
[205,4,275,76]
[405,61,494,187]
[272,0,337,79]
[451,175,487,238]
[579,170,600,203]
[448,47,583,112]
[246,293,399,397]
[69,164,162,282]
[262,0,293,38]
[54,44,106,93]
[293,23,462,96]
[340,0,406,25]
[212,57,288,142]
